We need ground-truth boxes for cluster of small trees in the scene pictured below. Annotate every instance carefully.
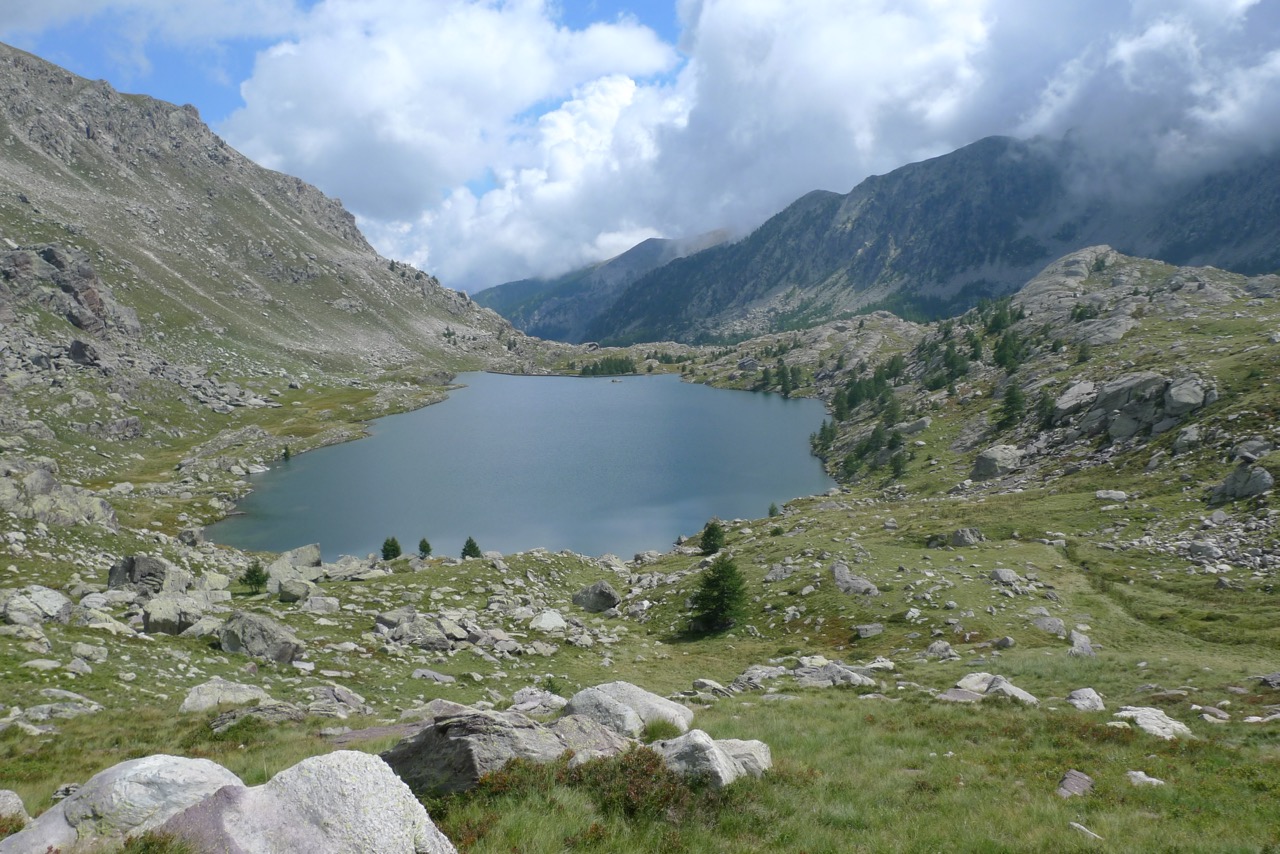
[379,535,480,561]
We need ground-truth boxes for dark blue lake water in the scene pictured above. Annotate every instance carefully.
[209,372,835,560]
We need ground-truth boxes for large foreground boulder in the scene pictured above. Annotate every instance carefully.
[0,755,241,853]
[380,708,629,795]
[218,611,305,663]
[158,751,455,854]
[651,730,772,788]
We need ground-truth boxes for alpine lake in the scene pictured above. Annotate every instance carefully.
[209,371,835,561]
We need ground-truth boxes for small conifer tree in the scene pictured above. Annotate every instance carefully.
[461,536,482,559]
[689,553,747,633]
[768,502,780,518]
[418,538,432,558]
[240,560,267,594]
[700,519,726,555]
[381,536,402,561]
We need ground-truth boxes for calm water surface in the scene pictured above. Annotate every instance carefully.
[210,372,834,560]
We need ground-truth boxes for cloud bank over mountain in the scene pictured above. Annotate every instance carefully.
[5,0,1280,290]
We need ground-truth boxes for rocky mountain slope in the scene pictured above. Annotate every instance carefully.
[473,230,728,343]
[584,136,1280,344]
[4,243,1280,850]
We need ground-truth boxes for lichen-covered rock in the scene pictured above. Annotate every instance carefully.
[0,755,241,854]
[571,681,694,733]
[157,751,455,854]
[142,593,207,636]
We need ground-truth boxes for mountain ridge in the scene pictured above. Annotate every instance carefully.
[580,135,1280,344]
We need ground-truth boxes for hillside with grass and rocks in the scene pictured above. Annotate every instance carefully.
[3,41,1280,854]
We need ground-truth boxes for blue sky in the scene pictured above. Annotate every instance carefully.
[3,1,1279,291]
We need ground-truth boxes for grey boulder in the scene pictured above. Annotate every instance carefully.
[158,751,455,854]
[572,580,621,613]
[180,677,274,714]
[142,593,207,636]
[971,445,1022,480]
[831,562,879,596]
[1211,464,1274,504]
[380,708,629,795]
[1,586,71,626]
[569,681,694,734]
[108,555,191,599]
[651,729,772,788]
[218,611,305,663]
[0,755,241,854]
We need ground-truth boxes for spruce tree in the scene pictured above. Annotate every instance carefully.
[700,519,726,555]
[689,553,747,633]
[461,536,482,559]
[418,538,432,558]
[240,560,267,595]
[381,537,402,561]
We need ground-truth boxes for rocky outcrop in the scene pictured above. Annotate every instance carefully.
[266,544,324,594]
[831,562,879,596]
[380,708,630,795]
[0,458,117,531]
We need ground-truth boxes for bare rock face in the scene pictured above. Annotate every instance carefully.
[218,611,306,663]
[158,751,456,854]
[380,708,630,795]
[0,755,242,854]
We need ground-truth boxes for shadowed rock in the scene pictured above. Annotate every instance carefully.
[380,708,630,795]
